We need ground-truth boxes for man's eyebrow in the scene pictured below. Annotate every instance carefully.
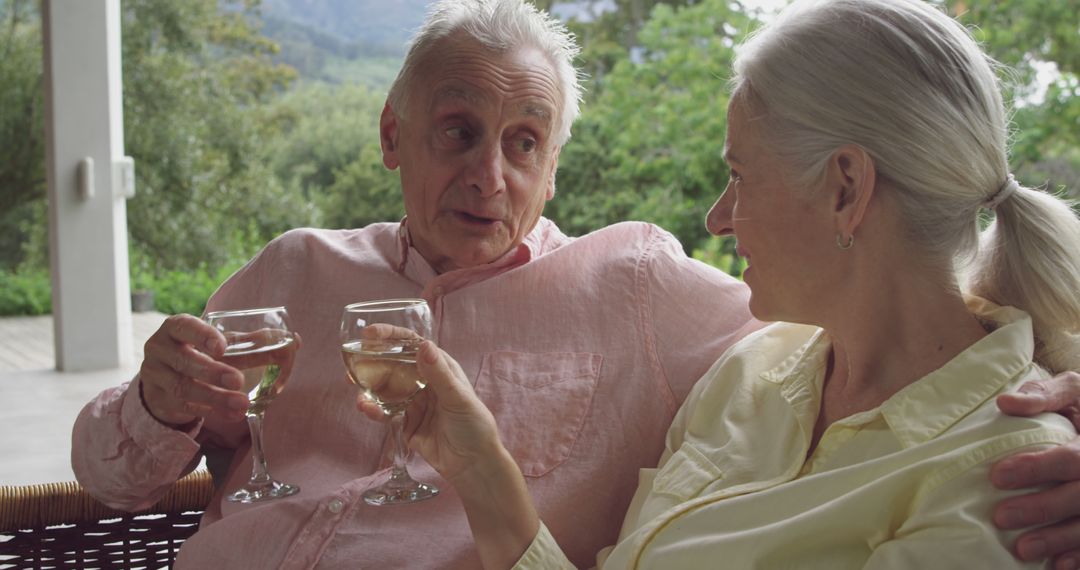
[432,84,554,127]
[521,103,552,123]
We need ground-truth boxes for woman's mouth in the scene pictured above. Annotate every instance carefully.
[735,245,750,262]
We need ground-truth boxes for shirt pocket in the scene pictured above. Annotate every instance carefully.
[474,351,603,477]
[651,442,724,502]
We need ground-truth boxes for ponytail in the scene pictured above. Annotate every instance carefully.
[968,185,1080,373]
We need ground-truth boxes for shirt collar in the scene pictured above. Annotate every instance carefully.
[757,296,1036,448]
[395,216,568,294]
[758,327,830,386]
[881,297,1035,447]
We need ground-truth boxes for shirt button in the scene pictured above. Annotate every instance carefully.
[328,499,344,513]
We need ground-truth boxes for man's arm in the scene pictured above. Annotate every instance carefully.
[994,371,1080,567]
[71,315,250,510]
[641,226,759,405]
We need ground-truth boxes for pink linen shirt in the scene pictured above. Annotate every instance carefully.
[72,218,758,569]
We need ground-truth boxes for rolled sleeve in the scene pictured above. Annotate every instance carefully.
[71,378,203,511]
[513,523,579,570]
[120,376,204,459]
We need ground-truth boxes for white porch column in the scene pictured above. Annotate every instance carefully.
[42,0,133,371]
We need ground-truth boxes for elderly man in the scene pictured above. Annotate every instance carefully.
[72,0,1080,568]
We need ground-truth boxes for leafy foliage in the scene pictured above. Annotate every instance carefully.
[0,0,45,270]
[120,0,312,273]
[0,0,1076,315]
[549,0,755,268]
[943,0,1080,197]
[0,267,51,316]
[260,83,403,229]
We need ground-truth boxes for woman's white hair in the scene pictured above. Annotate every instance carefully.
[386,0,583,146]
[731,0,1080,372]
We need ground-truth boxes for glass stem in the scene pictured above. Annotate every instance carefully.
[388,411,413,484]
[246,412,272,485]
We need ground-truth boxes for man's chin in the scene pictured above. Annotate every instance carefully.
[435,236,516,272]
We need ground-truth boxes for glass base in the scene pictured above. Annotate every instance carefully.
[363,481,439,506]
[226,480,300,503]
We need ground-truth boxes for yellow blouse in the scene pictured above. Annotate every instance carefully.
[517,298,1074,569]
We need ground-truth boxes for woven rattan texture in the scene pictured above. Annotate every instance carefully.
[0,471,213,570]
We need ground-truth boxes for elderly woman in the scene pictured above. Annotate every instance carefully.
[391,0,1080,567]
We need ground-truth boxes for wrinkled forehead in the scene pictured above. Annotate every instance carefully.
[429,83,554,125]
[412,35,563,123]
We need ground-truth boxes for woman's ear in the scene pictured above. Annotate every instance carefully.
[827,144,877,240]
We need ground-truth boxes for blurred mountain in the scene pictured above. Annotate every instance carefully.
[261,0,430,55]
[258,0,431,84]
[256,0,589,84]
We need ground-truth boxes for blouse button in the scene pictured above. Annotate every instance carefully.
[328,499,344,513]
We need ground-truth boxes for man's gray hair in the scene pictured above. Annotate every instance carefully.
[387,0,583,146]
[730,0,1080,373]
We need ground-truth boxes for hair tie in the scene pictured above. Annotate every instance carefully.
[983,175,1019,210]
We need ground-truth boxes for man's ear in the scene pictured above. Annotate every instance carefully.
[827,144,876,240]
[546,146,561,200]
[380,102,400,170]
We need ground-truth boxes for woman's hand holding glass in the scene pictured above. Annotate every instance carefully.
[341,299,441,505]
[393,340,541,568]
[393,341,505,483]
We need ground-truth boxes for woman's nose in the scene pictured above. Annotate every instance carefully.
[705,186,735,236]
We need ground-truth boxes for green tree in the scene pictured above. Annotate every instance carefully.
[563,0,700,82]
[549,0,756,275]
[943,0,1080,196]
[121,0,310,273]
[262,82,402,229]
[0,0,45,270]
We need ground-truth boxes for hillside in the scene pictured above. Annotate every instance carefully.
[261,0,430,51]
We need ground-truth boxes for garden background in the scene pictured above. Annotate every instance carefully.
[1,0,1077,316]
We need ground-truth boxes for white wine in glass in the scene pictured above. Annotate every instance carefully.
[341,337,426,414]
[206,306,301,503]
[340,299,439,505]
[226,333,295,415]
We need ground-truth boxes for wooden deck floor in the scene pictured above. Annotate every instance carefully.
[0,312,168,485]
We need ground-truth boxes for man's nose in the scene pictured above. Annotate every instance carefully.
[705,187,735,236]
[466,141,507,197]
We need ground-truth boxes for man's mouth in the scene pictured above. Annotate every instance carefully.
[454,211,499,225]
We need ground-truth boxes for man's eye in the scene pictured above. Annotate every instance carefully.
[445,126,470,141]
[514,137,537,153]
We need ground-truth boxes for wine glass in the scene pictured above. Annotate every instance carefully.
[340,298,439,505]
[205,306,301,503]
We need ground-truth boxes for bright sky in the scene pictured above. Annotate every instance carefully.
[741,0,789,15]
[551,0,790,22]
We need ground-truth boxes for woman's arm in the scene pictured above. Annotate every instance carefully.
[401,341,541,569]
[451,442,540,568]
